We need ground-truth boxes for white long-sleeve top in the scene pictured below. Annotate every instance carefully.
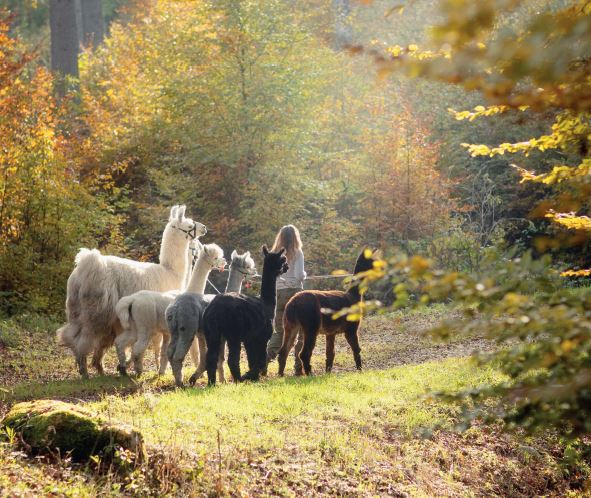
[276,248,306,290]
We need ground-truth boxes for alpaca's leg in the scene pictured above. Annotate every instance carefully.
[277,324,299,377]
[91,331,114,375]
[114,331,134,376]
[74,325,95,378]
[188,337,199,366]
[243,336,269,381]
[217,339,226,383]
[76,354,89,378]
[168,332,194,388]
[325,334,336,373]
[189,332,210,385]
[205,333,224,386]
[344,327,362,371]
[193,333,208,378]
[152,333,163,372]
[293,331,304,376]
[131,333,152,376]
[300,332,318,376]
[226,337,242,383]
[158,333,171,375]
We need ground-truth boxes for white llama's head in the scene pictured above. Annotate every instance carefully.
[168,205,206,241]
[200,243,226,272]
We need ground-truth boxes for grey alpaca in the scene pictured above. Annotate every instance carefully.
[165,250,256,387]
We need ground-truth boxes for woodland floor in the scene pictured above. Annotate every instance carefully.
[0,306,588,497]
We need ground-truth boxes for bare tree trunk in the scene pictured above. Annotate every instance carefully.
[49,0,79,94]
[332,0,352,50]
[80,0,104,48]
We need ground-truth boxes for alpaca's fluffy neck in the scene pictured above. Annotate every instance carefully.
[159,224,190,277]
[347,283,362,302]
[185,254,212,294]
[182,248,193,289]
[260,260,278,311]
[348,259,369,302]
[225,265,245,293]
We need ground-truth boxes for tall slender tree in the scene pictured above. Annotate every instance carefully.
[332,0,351,49]
[80,0,104,48]
[49,0,79,94]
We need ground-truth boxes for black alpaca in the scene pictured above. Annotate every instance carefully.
[202,246,288,385]
[278,249,374,376]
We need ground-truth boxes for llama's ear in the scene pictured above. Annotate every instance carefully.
[231,250,237,259]
[244,251,250,258]
[170,205,178,220]
[177,205,186,221]
[262,245,269,256]
[278,247,286,256]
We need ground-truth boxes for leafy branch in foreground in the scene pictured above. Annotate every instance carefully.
[339,0,591,441]
[341,251,591,438]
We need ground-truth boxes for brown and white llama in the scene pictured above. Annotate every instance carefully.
[277,249,374,376]
[56,205,206,377]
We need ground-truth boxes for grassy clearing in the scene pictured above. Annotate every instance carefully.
[0,307,586,496]
[90,359,510,495]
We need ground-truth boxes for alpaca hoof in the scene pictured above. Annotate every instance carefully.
[188,374,198,386]
[294,370,303,377]
[117,365,128,377]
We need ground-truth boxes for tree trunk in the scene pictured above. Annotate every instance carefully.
[332,0,352,50]
[80,0,104,48]
[49,0,79,95]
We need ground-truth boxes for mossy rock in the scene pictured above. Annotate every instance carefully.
[2,400,146,463]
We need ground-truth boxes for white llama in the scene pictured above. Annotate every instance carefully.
[56,205,206,378]
[139,237,199,372]
[114,243,226,376]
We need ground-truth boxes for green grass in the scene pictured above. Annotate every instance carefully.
[93,358,500,449]
[0,308,585,496]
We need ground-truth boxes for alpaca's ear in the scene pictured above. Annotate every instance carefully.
[170,205,178,220]
[278,247,286,256]
[244,251,250,258]
[262,245,269,256]
[177,205,186,221]
[231,250,238,260]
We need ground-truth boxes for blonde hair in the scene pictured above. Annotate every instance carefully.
[271,225,302,263]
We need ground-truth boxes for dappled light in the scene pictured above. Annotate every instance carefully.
[0,0,590,495]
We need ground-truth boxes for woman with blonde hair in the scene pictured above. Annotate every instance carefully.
[265,224,306,373]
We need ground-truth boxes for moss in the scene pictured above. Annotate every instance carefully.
[2,400,146,463]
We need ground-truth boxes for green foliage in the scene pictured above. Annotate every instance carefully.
[348,0,591,444]
[347,251,591,438]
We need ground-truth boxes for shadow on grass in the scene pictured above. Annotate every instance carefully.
[182,370,352,399]
[1,368,366,407]
[1,374,155,405]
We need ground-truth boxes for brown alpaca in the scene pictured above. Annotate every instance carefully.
[277,250,374,376]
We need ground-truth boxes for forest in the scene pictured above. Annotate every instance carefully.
[0,0,590,496]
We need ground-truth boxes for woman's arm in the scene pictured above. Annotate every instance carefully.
[294,250,307,283]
